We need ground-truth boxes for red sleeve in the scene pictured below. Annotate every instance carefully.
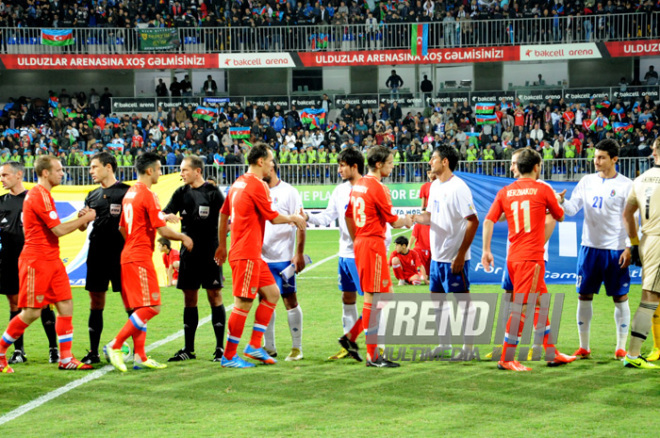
[220,188,231,216]
[252,179,279,221]
[485,189,505,223]
[544,184,564,220]
[34,191,61,229]
[376,184,399,224]
[146,191,167,229]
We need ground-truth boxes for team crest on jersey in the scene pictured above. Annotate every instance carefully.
[199,206,210,218]
[152,292,159,301]
[36,295,44,303]
[382,279,389,287]
[110,204,121,216]
[610,189,616,197]
[251,287,257,293]
[49,211,58,220]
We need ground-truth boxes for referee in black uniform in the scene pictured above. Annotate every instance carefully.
[0,161,59,364]
[163,155,226,362]
[79,152,130,364]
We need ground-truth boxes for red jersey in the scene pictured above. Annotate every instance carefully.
[419,181,432,208]
[389,249,422,278]
[21,184,61,260]
[220,173,279,262]
[514,110,525,127]
[486,178,563,262]
[132,135,144,148]
[120,182,167,263]
[163,249,180,279]
[411,223,430,252]
[346,175,399,239]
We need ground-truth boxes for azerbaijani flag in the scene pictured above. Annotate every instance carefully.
[410,24,428,57]
[107,144,124,152]
[192,106,218,122]
[41,29,74,46]
[596,101,611,110]
[230,126,250,139]
[301,108,327,129]
[476,114,497,125]
[612,122,633,134]
[475,103,495,114]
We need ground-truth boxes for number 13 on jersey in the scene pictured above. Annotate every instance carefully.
[351,196,366,227]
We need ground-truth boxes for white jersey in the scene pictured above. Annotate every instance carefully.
[307,181,355,258]
[563,173,632,250]
[428,175,478,263]
[262,180,303,263]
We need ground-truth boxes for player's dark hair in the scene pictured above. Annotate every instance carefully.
[157,237,171,249]
[184,155,204,170]
[3,161,24,173]
[516,148,542,174]
[338,147,364,175]
[35,155,57,177]
[247,142,271,165]
[92,151,117,172]
[136,152,161,175]
[433,145,460,171]
[395,236,409,246]
[367,145,393,171]
[595,138,619,159]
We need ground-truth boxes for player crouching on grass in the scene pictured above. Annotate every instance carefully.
[389,236,427,286]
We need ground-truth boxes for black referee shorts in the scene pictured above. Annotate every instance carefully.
[85,244,122,293]
[176,251,223,291]
[0,255,19,296]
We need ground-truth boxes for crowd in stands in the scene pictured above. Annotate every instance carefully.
[1,0,659,53]
[0,82,657,183]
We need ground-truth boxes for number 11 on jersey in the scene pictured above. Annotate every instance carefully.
[511,200,531,233]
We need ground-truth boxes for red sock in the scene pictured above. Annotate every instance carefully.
[56,316,74,361]
[225,308,249,359]
[133,330,147,361]
[533,306,554,352]
[346,316,363,342]
[114,307,159,350]
[502,313,526,362]
[0,315,30,355]
[392,264,405,281]
[362,303,376,359]
[250,300,277,348]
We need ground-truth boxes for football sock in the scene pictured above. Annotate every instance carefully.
[362,302,375,359]
[264,311,276,352]
[225,307,249,359]
[614,300,630,352]
[183,307,198,352]
[41,306,58,349]
[249,300,277,349]
[56,316,74,361]
[9,310,23,353]
[88,309,104,354]
[628,301,658,357]
[211,305,226,349]
[533,306,554,353]
[287,306,303,350]
[576,299,593,351]
[114,307,158,351]
[347,316,363,342]
[651,306,660,350]
[342,303,358,334]
[0,315,30,356]
[502,312,525,362]
[133,329,147,362]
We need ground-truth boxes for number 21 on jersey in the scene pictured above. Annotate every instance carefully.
[351,196,366,227]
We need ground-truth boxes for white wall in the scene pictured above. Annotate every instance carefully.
[433,65,473,89]
[192,70,226,95]
[502,62,568,88]
[323,67,350,92]
[135,70,170,97]
[639,57,660,82]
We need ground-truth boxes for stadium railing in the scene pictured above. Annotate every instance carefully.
[33,157,650,186]
[4,12,659,55]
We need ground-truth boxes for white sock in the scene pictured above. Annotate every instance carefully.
[342,303,358,335]
[577,299,593,351]
[264,311,276,352]
[614,300,631,351]
[287,306,303,350]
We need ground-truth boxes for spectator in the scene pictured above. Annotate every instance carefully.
[644,65,658,85]
[386,70,404,100]
[156,79,168,97]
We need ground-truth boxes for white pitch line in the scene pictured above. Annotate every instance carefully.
[0,311,220,426]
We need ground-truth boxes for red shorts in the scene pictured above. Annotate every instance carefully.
[121,260,161,309]
[230,259,276,299]
[507,260,548,304]
[354,236,393,294]
[18,257,71,308]
[416,248,431,277]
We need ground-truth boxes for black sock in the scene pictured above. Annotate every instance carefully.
[212,305,226,349]
[89,309,104,354]
[41,306,58,349]
[183,307,198,352]
[10,310,23,353]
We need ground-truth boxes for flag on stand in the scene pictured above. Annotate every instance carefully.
[301,108,327,129]
[612,122,633,134]
[475,103,496,114]
[229,126,250,139]
[410,24,428,57]
[41,29,74,46]
[192,106,218,122]
[475,114,497,125]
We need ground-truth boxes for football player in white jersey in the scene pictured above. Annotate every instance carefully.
[261,161,306,361]
[560,139,633,360]
[305,147,367,361]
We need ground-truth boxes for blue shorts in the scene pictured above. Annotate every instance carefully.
[501,264,513,291]
[429,260,470,293]
[576,246,630,297]
[267,262,296,296]
[338,257,363,296]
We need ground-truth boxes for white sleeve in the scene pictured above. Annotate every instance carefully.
[307,187,339,226]
[457,181,478,219]
[562,177,585,216]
